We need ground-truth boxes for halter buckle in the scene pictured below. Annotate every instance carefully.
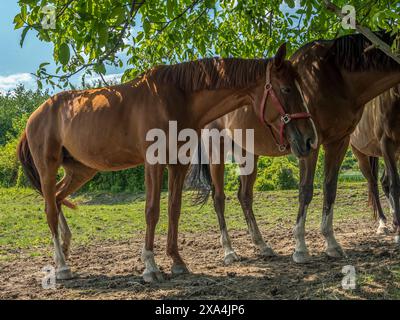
[265,83,272,90]
[281,114,291,124]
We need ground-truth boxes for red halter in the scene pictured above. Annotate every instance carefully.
[259,62,312,152]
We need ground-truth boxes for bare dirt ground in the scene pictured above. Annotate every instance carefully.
[1,219,400,300]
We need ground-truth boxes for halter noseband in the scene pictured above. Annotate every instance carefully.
[259,62,312,152]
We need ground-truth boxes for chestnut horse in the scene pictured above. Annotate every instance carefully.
[17,44,317,282]
[187,32,400,264]
[351,84,400,238]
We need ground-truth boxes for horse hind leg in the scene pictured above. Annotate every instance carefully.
[381,137,400,244]
[55,159,97,258]
[351,146,389,235]
[29,139,73,280]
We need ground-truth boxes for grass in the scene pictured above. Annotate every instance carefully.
[2,182,400,299]
[0,182,372,259]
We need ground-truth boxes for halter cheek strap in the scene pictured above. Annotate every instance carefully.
[258,62,312,152]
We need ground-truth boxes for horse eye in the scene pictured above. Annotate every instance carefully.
[280,87,291,94]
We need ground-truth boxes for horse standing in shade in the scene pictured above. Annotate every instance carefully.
[17,44,317,282]
[187,32,400,264]
[351,84,400,238]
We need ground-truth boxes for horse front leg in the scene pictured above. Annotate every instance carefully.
[238,155,275,257]
[381,137,400,243]
[293,148,319,263]
[142,163,165,283]
[167,164,190,276]
[321,137,349,258]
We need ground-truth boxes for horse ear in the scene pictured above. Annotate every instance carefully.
[274,42,287,69]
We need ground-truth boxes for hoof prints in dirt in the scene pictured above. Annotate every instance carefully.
[1,221,400,299]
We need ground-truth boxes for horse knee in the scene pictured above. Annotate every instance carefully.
[213,192,225,208]
[324,181,337,205]
[145,205,160,225]
[237,190,252,210]
[299,184,313,205]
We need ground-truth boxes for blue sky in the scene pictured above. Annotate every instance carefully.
[0,1,52,92]
[0,1,123,94]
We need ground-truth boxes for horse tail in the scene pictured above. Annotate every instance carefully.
[368,156,379,220]
[17,131,76,210]
[185,142,212,206]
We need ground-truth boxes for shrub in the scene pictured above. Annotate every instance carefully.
[224,156,299,191]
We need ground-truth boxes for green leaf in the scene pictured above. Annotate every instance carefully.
[94,62,106,75]
[39,62,50,69]
[143,18,150,34]
[98,25,109,47]
[19,0,38,5]
[58,43,70,65]
[111,6,126,25]
[20,26,30,47]
[167,0,174,18]
[13,14,24,29]
[285,0,295,9]
[205,0,216,9]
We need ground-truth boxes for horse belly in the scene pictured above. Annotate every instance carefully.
[62,125,144,171]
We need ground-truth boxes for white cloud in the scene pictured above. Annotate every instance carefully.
[86,73,123,85]
[0,73,34,94]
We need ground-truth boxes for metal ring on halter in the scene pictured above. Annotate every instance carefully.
[281,114,291,124]
[265,83,272,90]
[278,144,287,152]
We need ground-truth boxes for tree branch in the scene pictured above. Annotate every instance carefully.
[37,0,145,82]
[155,0,201,34]
[323,0,400,64]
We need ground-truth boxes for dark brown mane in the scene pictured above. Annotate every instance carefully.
[292,31,400,72]
[143,57,270,92]
[331,32,399,72]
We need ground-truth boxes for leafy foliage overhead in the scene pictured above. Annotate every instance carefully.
[14,0,400,88]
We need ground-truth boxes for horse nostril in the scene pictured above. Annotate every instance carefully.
[305,138,312,151]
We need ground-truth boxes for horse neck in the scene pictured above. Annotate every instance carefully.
[341,70,400,106]
[189,87,257,129]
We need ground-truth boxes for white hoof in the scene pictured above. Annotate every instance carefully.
[56,266,74,280]
[377,225,390,235]
[142,269,164,283]
[292,251,311,264]
[325,246,346,258]
[224,252,239,265]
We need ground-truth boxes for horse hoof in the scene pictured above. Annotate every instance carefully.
[171,263,190,275]
[292,251,311,264]
[376,226,390,235]
[326,246,346,258]
[56,267,74,280]
[260,247,276,258]
[143,270,164,283]
[224,252,239,265]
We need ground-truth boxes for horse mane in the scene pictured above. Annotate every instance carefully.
[142,58,270,92]
[292,31,400,72]
[331,31,399,72]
